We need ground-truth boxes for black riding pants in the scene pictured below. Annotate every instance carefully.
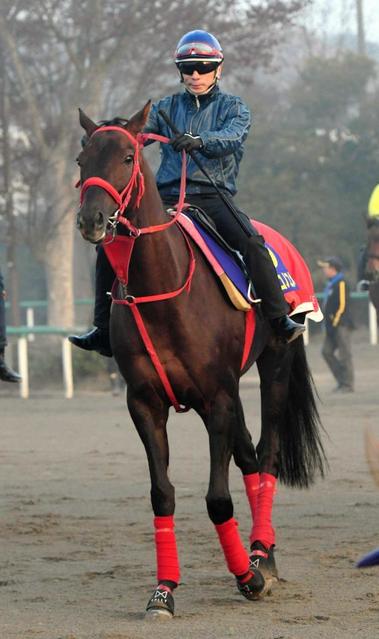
[94,192,288,327]
[164,192,288,319]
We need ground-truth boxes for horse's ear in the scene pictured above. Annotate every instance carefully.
[78,108,98,137]
[127,100,152,135]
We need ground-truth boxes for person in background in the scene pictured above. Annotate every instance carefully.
[0,268,21,383]
[318,257,354,393]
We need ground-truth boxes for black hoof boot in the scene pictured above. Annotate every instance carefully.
[145,585,174,619]
[0,357,21,383]
[250,541,278,579]
[68,327,112,357]
[236,568,265,601]
[249,541,278,595]
[270,315,305,344]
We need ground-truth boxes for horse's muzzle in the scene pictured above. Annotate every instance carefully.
[77,210,106,244]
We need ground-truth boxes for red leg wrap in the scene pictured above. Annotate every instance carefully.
[215,517,250,576]
[243,472,260,523]
[251,473,277,548]
[154,516,180,584]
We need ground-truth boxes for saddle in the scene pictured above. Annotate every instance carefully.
[180,205,250,281]
[175,206,322,321]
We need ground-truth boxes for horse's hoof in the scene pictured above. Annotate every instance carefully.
[145,607,173,620]
[236,568,265,600]
[249,542,279,595]
[145,586,174,620]
[250,542,278,576]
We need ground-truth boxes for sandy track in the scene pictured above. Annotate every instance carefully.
[1,338,378,639]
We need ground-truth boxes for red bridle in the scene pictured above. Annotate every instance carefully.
[78,126,187,237]
[77,124,194,413]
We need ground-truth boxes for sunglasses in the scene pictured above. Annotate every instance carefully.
[177,61,220,76]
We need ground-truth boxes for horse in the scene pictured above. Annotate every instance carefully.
[75,101,325,618]
[366,217,379,313]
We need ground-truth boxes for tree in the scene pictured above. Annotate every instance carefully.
[0,0,307,325]
[237,52,379,281]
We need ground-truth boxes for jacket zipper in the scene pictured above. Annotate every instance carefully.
[189,94,200,134]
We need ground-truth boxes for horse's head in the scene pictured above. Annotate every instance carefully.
[366,216,379,278]
[76,101,151,243]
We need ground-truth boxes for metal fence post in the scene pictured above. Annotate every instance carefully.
[62,337,74,399]
[369,302,378,345]
[26,307,35,342]
[17,337,29,399]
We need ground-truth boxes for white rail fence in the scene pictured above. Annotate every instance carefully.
[5,294,378,399]
[7,327,76,400]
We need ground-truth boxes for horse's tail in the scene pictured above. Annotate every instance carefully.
[278,336,327,488]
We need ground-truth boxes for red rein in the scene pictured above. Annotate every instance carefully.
[79,126,193,412]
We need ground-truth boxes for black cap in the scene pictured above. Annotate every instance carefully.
[317,256,343,271]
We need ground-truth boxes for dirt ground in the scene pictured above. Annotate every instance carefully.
[1,334,378,639]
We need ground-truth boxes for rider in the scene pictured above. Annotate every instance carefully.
[69,30,305,356]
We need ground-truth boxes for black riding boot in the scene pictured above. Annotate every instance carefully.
[69,246,114,357]
[0,348,21,383]
[244,235,305,344]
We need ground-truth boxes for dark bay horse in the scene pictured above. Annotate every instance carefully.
[75,102,325,618]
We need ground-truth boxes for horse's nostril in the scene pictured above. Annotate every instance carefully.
[76,213,83,230]
[94,211,104,228]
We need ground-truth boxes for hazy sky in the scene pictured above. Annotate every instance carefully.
[305,0,379,42]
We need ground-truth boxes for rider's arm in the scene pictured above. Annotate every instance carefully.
[199,98,251,159]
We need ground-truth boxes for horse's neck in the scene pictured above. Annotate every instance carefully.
[130,158,167,227]
[127,157,184,293]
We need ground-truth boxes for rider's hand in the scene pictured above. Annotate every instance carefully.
[170,133,203,153]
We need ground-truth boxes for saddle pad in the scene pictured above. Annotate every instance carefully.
[177,213,323,322]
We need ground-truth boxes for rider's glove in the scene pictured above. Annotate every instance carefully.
[171,132,203,153]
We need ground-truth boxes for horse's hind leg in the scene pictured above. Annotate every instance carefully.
[203,388,264,601]
[232,395,278,592]
[127,391,178,619]
[244,341,293,583]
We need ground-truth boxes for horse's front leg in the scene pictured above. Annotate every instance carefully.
[127,391,178,619]
[204,389,265,601]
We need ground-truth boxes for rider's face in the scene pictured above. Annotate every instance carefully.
[182,67,221,94]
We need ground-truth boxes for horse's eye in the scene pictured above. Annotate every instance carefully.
[125,155,134,164]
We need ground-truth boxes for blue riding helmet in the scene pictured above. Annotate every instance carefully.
[175,30,224,64]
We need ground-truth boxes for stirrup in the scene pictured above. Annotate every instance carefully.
[247,282,262,304]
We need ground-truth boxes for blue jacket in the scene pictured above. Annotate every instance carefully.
[322,272,354,333]
[144,86,251,197]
